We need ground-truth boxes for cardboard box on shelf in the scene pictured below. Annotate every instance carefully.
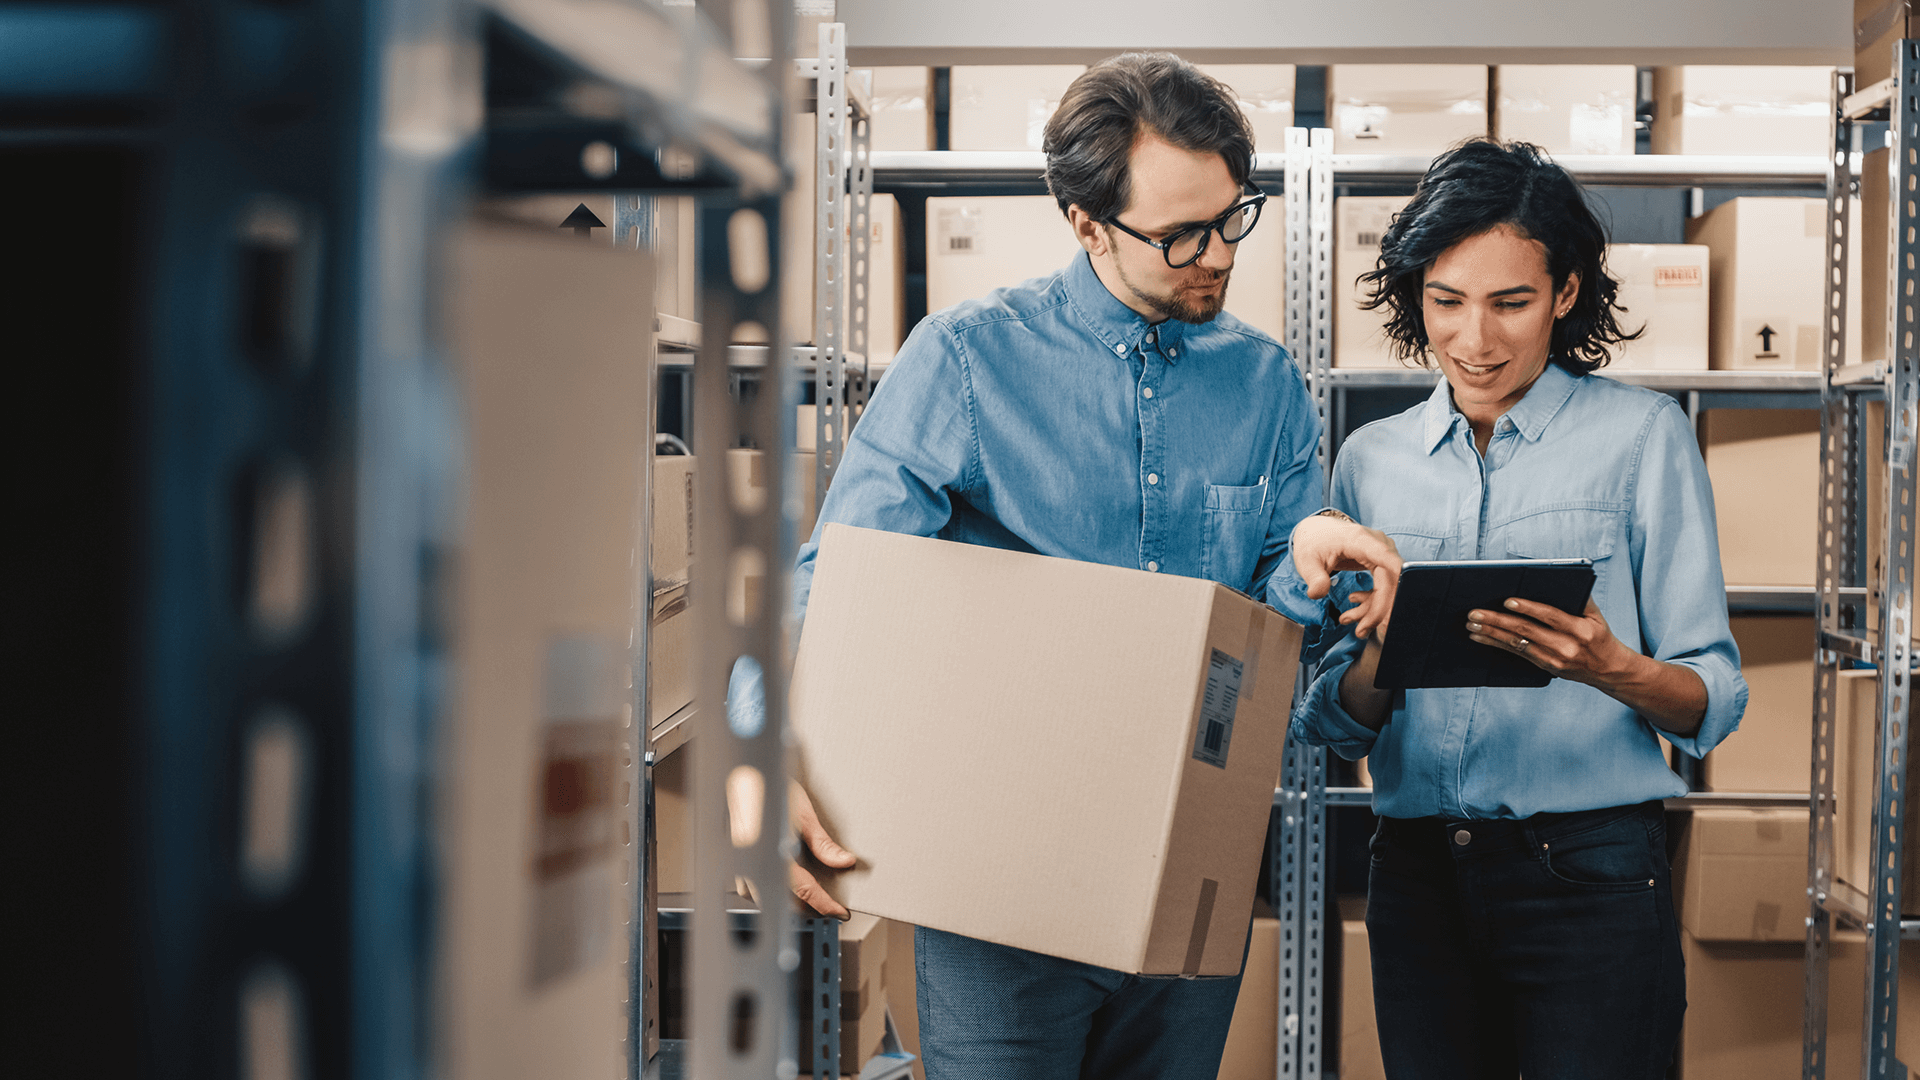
[1328,65,1489,156]
[726,448,819,552]
[1333,195,1413,369]
[652,195,699,324]
[1855,0,1919,86]
[1604,244,1710,371]
[1685,197,1862,372]
[1863,148,1891,364]
[1648,67,1834,158]
[1833,668,1920,911]
[862,193,907,364]
[648,583,693,729]
[1861,399,1920,645]
[798,913,891,1075]
[1199,65,1297,154]
[651,747,689,894]
[1493,65,1636,156]
[1216,914,1280,1080]
[1699,410,1819,587]
[1677,929,1883,1080]
[1671,808,1809,943]
[791,525,1302,975]
[948,65,1086,151]
[1340,897,1387,1080]
[925,195,1085,313]
[653,454,695,588]
[1700,617,1813,793]
[868,67,932,152]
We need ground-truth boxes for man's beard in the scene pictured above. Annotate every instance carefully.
[1115,259,1231,324]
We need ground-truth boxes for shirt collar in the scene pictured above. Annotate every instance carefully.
[1418,361,1583,454]
[1063,249,1190,362]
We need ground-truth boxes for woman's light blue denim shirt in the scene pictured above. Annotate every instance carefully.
[1290,363,1748,820]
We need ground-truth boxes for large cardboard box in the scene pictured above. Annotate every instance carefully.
[1699,410,1820,587]
[1855,0,1920,87]
[868,67,932,152]
[1199,64,1297,154]
[1671,808,1810,943]
[1333,195,1413,369]
[653,454,695,589]
[1493,65,1636,156]
[442,223,649,1079]
[1329,65,1489,156]
[1685,197,1862,372]
[797,913,891,1075]
[925,193,1288,344]
[1863,148,1892,364]
[791,525,1301,974]
[1701,617,1814,793]
[1217,915,1280,1080]
[1677,929,1874,1080]
[1604,244,1710,371]
[1649,67,1834,158]
[648,584,693,729]
[862,193,907,364]
[1834,668,1920,912]
[1339,898,1387,1080]
[948,65,1085,151]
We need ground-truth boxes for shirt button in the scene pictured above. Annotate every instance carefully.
[1142,387,1154,400]
[1147,561,1159,572]
[1146,332,1157,344]
[1147,473,1159,485]
[1453,829,1471,846]
[1167,347,1177,358]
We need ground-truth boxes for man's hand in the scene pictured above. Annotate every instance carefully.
[790,781,857,918]
[1291,514,1403,640]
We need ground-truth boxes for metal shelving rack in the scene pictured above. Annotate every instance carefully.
[1803,53,1920,1080]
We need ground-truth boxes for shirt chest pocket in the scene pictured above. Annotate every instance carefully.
[1201,482,1269,588]
[1498,506,1622,566]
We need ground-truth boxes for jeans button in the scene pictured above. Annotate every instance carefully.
[1453,829,1471,846]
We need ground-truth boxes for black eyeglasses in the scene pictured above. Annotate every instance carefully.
[1102,190,1267,269]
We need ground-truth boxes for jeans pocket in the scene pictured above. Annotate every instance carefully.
[1538,813,1658,892]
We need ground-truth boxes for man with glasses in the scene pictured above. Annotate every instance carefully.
[775,51,1401,1078]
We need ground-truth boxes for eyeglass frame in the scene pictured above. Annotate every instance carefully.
[1100,189,1269,269]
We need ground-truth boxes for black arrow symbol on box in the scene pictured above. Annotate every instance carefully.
[560,203,605,238]
[1758,324,1777,352]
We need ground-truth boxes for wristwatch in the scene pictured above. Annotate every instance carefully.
[1311,507,1354,524]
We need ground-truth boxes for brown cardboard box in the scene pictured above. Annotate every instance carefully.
[1700,617,1814,793]
[1605,244,1710,371]
[648,584,692,729]
[948,65,1086,151]
[652,454,695,589]
[441,222,649,1079]
[1199,65,1297,154]
[868,67,932,152]
[1493,66,1636,156]
[1671,808,1810,943]
[1833,668,1920,912]
[1216,916,1280,1080]
[1340,898,1387,1080]
[925,195,1084,312]
[799,913,891,1075]
[1685,197,1862,372]
[1328,65,1490,155]
[652,747,689,894]
[1855,0,1920,87]
[1677,931,1920,1080]
[1699,410,1820,587]
[1862,148,1891,364]
[1333,195,1413,369]
[861,193,907,365]
[1649,67,1835,158]
[791,525,1302,974]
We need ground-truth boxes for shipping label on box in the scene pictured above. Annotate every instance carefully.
[1671,808,1809,942]
[1701,617,1813,793]
[1494,65,1636,156]
[1699,410,1818,587]
[1606,244,1709,370]
[1330,65,1489,155]
[1333,196,1412,369]
[791,525,1301,975]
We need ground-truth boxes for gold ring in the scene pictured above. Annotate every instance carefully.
[1514,638,1531,651]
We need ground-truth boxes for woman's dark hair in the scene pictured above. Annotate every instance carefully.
[1042,52,1254,222]
[1359,138,1639,374]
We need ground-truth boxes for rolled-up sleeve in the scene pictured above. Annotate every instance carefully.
[1286,450,1383,758]
[1631,399,1748,758]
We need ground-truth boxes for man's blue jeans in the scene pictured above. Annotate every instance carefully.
[1365,800,1687,1080]
[914,924,1246,1079]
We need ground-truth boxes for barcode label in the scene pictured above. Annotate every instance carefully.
[948,236,973,251]
[1355,230,1381,248]
[1654,265,1702,287]
[1192,648,1244,769]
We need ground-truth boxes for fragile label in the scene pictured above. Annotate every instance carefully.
[1653,265,1702,287]
[1192,648,1244,769]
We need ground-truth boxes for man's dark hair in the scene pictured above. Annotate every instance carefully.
[1359,138,1640,374]
[1042,52,1255,222]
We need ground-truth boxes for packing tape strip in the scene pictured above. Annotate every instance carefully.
[1182,877,1220,976]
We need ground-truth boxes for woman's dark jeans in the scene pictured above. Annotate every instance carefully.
[1366,800,1686,1080]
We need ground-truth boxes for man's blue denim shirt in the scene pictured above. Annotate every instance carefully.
[1290,363,1748,820]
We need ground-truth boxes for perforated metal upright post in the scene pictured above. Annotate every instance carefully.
[846,68,876,436]
[814,24,851,498]
[686,3,796,1077]
[1805,65,1857,1080]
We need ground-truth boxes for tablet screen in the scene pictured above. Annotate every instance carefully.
[1372,559,1596,690]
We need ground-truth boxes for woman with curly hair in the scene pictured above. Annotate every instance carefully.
[1291,139,1747,1080]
